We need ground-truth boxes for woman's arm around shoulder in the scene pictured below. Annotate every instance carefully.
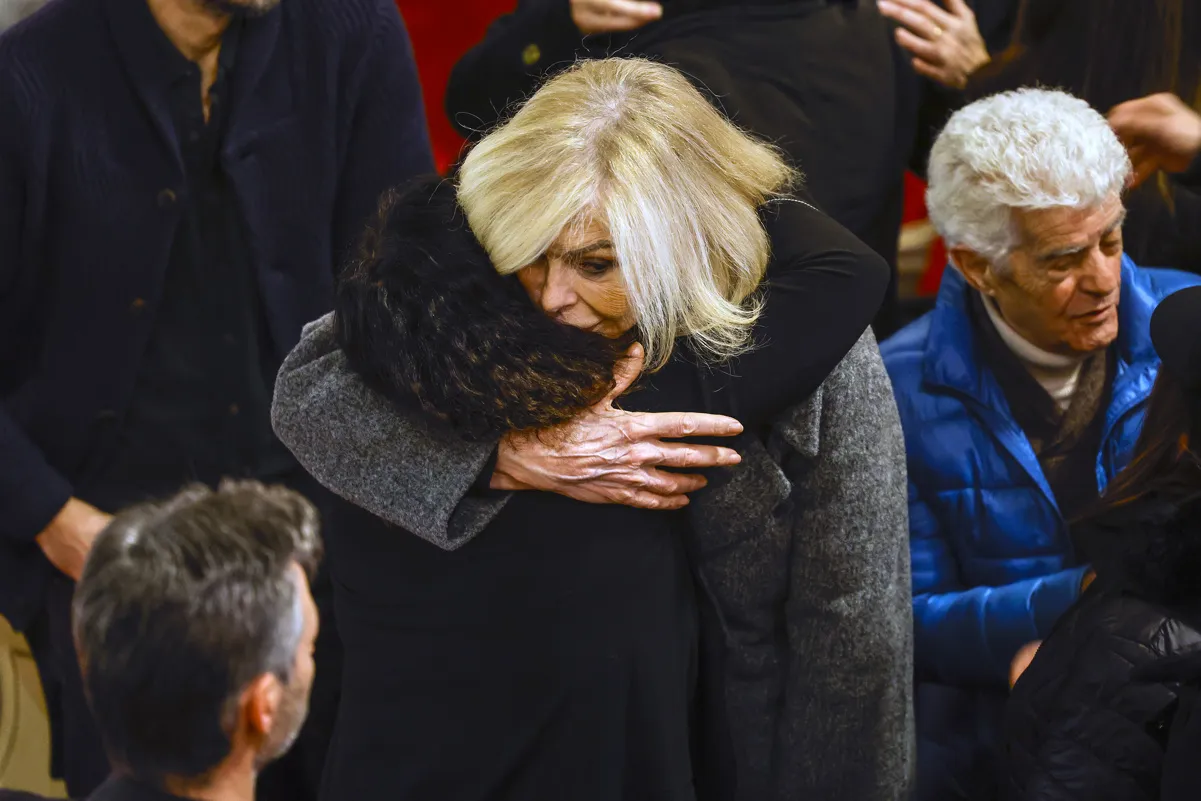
[708,198,889,428]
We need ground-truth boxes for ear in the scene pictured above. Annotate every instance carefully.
[242,674,283,739]
[949,246,997,296]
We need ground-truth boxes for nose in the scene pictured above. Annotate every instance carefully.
[538,262,578,316]
[1079,249,1121,298]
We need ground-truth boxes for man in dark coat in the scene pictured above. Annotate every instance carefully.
[444,0,909,332]
[0,0,433,796]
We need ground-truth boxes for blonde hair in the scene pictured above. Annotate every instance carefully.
[456,58,796,370]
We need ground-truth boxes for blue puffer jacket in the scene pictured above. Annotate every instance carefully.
[881,258,1200,801]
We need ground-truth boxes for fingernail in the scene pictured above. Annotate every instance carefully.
[727,421,744,434]
[724,452,742,465]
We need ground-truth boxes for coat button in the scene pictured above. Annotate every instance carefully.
[228,403,240,416]
[157,188,177,207]
[522,43,541,66]
[130,297,146,314]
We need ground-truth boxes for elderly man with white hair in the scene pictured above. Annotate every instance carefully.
[881,87,1201,801]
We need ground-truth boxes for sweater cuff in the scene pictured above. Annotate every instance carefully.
[471,446,501,495]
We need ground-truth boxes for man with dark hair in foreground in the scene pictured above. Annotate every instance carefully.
[70,481,322,801]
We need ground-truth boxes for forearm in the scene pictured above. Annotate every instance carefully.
[914,565,1090,687]
[712,201,889,427]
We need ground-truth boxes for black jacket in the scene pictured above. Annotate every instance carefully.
[1003,490,1201,801]
[0,0,432,629]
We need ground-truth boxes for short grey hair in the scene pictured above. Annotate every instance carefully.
[73,480,322,783]
[926,88,1131,263]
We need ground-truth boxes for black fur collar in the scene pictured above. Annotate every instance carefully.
[1081,487,1201,603]
[332,175,629,441]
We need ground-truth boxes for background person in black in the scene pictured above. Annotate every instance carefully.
[1002,285,1201,801]
[0,0,433,796]
[442,0,909,334]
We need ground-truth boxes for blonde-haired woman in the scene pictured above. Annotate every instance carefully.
[274,58,888,801]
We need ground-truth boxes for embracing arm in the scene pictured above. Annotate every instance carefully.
[706,199,889,429]
[910,482,1089,687]
[272,317,508,549]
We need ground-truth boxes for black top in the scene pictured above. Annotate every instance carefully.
[84,7,292,510]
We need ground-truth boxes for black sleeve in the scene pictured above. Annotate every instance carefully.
[444,0,583,140]
[700,199,889,430]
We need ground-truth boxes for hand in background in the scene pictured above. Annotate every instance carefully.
[1010,640,1042,689]
[1108,93,1201,187]
[35,497,113,581]
[571,0,663,35]
[492,343,744,510]
[877,0,989,90]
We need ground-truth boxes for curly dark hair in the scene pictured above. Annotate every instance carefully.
[334,175,631,441]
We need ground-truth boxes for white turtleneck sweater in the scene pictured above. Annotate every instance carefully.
[982,296,1086,413]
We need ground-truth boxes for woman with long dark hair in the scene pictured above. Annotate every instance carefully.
[1003,284,1201,800]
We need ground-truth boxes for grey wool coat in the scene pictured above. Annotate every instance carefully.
[273,316,914,801]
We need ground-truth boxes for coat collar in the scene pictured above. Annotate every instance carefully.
[922,254,1159,405]
[920,255,1161,510]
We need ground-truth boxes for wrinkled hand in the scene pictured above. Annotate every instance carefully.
[1009,640,1042,689]
[35,497,113,581]
[571,0,663,35]
[492,343,744,509]
[1109,93,1201,187]
[878,0,989,90]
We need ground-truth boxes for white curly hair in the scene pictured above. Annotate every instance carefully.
[926,88,1131,266]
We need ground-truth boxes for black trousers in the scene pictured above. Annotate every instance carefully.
[22,475,344,801]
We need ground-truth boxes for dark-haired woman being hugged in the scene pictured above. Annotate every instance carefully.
[1004,284,1201,801]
